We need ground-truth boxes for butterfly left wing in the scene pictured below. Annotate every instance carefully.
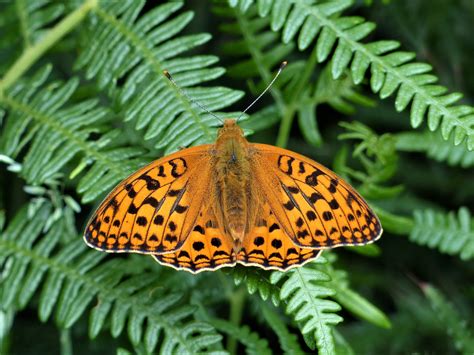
[84,145,213,254]
[250,144,382,249]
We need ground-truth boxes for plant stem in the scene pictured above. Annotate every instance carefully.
[276,45,319,148]
[60,328,73,355]
[227,287,246,355]
[0,0,97,92]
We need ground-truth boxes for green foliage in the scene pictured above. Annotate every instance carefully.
[422,284,474,354]
[229,0,474,150]
[0,202,224,354]
[1,0,473,353]
[271,257,342,355]
[411,207,474,260]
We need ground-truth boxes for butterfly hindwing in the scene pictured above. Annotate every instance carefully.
[252,144,382,249]
[84,145,212,254]
[237,201,322,270]
[153,207,236,273]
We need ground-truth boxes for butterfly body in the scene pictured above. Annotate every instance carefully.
[85,119,382,273]
[213,119,257,251]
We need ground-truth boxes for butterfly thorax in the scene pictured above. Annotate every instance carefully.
[212,119,256,250]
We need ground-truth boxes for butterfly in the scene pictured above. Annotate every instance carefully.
[84,63,382,273]
[84,116,382,273]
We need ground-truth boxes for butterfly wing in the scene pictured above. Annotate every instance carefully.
[237,201,322,270]
[250,143,382,249]
[84,145,213,254]
[153,207,236,273]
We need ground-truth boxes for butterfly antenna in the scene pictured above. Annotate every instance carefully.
[237,61,287,121]
[163,70,224,124]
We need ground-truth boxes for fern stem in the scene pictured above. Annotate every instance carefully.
[0,0,97,92]
[60,329,73,355]
[227,287,246,355]
[233,7,286,112]
[276,45,319,147]
[372,206,414,234]
[276,106,295,148]
[14,0,31,49]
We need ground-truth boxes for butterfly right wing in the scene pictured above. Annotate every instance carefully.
[237,201,322,271]
[153,207,236,273]
[84,145,213,255]
[251,143,382,250]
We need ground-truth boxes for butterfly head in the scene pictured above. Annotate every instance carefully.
[217,119,244,139]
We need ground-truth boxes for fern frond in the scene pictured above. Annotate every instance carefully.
[210,318,271,355]
[396,131,474,168]
[259,301,305,354]
[0,202,223,353]
[320,254,391,329]
[270,258,342,355]
[410,207,474,260]
[0,65,147,202]
[231,267,280,305]
[76,0,243,153]
[229,0,474,150]
[217,4,372,147]
[0,0,65,73]
[422,284,474,354]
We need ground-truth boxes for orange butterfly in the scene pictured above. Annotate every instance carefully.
[84,66,382,274]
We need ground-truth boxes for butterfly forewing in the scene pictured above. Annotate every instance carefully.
[251,143,382,249]
[84,145,212,254]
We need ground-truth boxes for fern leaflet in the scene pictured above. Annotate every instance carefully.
[270,257,342,355]
[410,207,474,260]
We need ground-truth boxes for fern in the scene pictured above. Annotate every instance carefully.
[1,0,473,352]
[210,318,271,355]
[259,301,305,354]
[410,207,474,260]
[0,65,147,203]
[422,284,474,354]
[396,130,474,168]
[229,0,474,150]
[75,0,243,153]
[216,3,372,147]
[0,202,224,353]
[270,257,343,355]
[0,0,65,73]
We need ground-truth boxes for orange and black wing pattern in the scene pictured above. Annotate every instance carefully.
[153,207,236,272]
[237,201,322,271]
[84,145,212,254]
[251,143,382,250]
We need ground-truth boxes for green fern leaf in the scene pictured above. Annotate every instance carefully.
[0,65,148,203]
[410,207,474,260]
[260,301,305,354]
[0,0,65,73]
[210,318,271,355]
[270,258,342,355]
[0,201,224,353]
[396,131,474,168]
[76,0,243,153]
[229,0,474,150]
